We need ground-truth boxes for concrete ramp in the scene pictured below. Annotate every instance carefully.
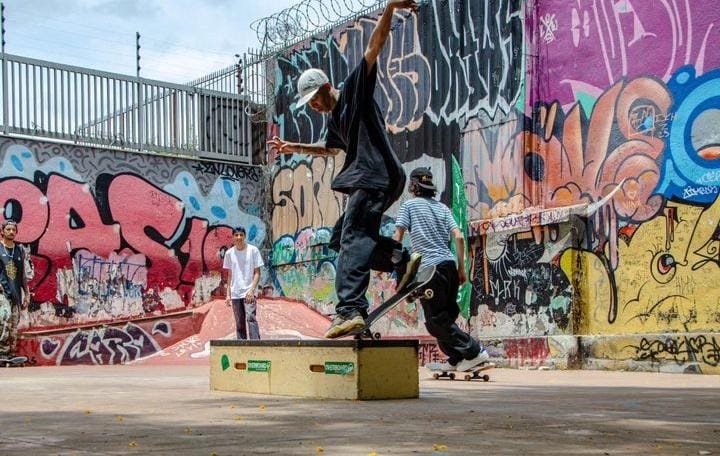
[134,298,330,365]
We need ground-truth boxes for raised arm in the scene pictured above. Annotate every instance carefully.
[364,0,417,73]
[267,137,341,158]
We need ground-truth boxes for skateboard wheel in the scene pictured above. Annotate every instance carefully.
[433,373,440,380]
[482,375,490,382]
[373,332,382,340]
[464,374,472,381]
[448,373,455,380]
[423,289,434,299]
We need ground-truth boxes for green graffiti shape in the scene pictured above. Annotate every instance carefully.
[221,354,230,371]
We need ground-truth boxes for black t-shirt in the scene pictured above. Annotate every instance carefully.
[0,243,24,305]
[326,58,406,206]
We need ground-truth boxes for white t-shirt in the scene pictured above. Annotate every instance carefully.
[222,244,264,299]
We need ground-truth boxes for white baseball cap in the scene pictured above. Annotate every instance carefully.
[296,68,330,107]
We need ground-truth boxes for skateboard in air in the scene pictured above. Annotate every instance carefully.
[1,355,28,367]
[425,362,496,381]
[350,265,436,340]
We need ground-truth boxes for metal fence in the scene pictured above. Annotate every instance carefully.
[0,52,267,163]
[188,49,269,108]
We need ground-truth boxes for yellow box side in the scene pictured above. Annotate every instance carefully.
[358,347,419,400]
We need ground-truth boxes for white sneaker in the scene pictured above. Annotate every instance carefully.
[396,252,422,291]
[455,349,490,372]
[426,362,456,372]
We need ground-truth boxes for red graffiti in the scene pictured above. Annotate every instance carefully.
[108,175,183,290]
[36,175,121,300]
[0,173,233,306]
[504,338,550,367]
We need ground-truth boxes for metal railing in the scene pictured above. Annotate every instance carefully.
[187,62,239,93]
[0,53,255,163]
[188,49,270,110]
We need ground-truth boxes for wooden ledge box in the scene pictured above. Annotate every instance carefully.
[210,339,419,400]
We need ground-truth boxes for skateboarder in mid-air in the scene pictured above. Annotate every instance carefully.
[393,168,489,372]
[268,0,422,338]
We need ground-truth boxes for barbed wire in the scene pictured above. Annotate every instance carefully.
[251,0,386,55]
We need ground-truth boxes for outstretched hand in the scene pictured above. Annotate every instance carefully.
[388,0,418,12]
[267,136,294,155]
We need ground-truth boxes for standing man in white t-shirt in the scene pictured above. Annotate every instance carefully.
[223,227,264,339]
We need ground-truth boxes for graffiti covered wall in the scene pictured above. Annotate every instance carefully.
[268,0,528,336]
[0,137,266,335]
[269,0,720,372]
[534,0,720,373]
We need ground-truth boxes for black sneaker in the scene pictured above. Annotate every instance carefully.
[396,252,422,291]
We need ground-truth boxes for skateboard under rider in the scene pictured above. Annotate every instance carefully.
[348,265,436,340]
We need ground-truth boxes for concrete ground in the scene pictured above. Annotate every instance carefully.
[0,366,718,455]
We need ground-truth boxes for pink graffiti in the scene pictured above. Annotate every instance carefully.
[538,0,720,106]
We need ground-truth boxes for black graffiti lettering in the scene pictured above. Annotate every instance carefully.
[59,323,161,365]
[191,161,262,182]
[274,38,349,144]
[634,336,720,368]
[424,0,524,125]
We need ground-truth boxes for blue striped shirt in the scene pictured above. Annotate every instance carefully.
[395,197,458,267]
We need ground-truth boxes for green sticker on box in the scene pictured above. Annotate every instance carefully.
[221,354,230,371]
[247,360,271,372]
[324,361,355,375]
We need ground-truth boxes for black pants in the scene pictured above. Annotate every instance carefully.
[330,189,403,317]
[421,261,480,364]
[231,298,260,340]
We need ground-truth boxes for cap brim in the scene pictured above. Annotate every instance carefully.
[296,88,319,108]
[416,182,437,191]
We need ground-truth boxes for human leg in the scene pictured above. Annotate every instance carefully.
[0,296,19,357]
[420,262,481,365]
[245,299,261,340]
[369,237,422,291]
[231,298,248,339]
[334,189,386,317]
[326,189,385,338]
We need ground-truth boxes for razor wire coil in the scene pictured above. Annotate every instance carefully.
[251,0,386,54]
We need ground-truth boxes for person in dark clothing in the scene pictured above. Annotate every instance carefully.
[393,168,489,372]
[0,220,30,361]
[268,0,421,338]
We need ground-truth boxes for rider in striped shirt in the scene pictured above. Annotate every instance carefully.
[393,167,489,372]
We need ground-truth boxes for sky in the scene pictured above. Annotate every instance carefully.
[4,0,301,84]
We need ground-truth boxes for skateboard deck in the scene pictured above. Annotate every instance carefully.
[425,362,496,381]
[350,265,436,340]
[1,355,28,367]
